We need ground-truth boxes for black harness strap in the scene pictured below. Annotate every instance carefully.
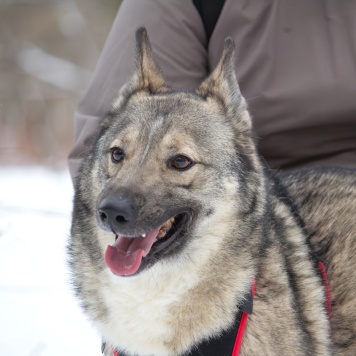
[186,290,253,356]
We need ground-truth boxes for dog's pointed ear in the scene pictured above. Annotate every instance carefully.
[133,27,168,93]
[197,38,246,113]
[111,28,168,113]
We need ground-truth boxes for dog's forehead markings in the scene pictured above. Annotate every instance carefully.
[140,115,165,164]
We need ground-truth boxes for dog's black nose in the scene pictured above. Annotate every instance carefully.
[98,194,136,231]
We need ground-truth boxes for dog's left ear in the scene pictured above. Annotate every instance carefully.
[197,38,248,118]
[111,28,168,113]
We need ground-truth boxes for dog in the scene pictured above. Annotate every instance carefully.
[68,28,356,356]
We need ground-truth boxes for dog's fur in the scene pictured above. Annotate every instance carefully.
[68,29,356,356]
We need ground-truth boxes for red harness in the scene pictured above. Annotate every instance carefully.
[231,280,256,356]
[318,261,332,320]
[108,263,331,356]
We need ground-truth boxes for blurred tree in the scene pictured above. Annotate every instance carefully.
[0,0,121,168]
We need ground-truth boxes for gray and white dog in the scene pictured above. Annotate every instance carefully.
[68,29,356,356]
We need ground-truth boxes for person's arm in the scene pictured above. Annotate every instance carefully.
[68,0,207,182]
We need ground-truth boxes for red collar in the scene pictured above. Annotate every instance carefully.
[232,280,256,355]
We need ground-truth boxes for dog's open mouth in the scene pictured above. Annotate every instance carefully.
[104,213,188,276]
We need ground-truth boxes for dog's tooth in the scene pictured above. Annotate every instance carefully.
[155,217,175,241]
[157,230,166,239]
[142,233,146,238]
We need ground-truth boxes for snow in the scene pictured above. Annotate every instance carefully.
[0,167,100,356]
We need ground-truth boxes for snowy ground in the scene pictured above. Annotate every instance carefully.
[0,167,100,356]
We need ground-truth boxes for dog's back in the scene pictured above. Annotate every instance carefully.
[282,168,356,355]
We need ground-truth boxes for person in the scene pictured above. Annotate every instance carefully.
[68,0,356,182]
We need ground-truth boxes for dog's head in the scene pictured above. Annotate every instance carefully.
[72,28,263,278]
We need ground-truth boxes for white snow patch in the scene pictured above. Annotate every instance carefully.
[0,167,100,356]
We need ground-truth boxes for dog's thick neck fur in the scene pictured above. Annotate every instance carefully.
[69,29,331,356]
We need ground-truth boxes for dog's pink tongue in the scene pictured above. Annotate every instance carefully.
[104,226,161,276]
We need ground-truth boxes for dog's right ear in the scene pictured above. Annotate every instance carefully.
[134,28,168,93]
[110,28,169,113]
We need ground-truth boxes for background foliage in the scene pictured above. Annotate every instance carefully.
[0,0,121,168]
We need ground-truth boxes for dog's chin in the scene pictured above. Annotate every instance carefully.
[103,212,192,277]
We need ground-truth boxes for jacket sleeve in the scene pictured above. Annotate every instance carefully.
[68,0,207,182]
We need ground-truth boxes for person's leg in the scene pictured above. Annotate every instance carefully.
[68,0,207,181]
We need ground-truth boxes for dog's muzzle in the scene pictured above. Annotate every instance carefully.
[97,193,191,276]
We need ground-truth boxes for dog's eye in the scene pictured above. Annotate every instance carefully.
[169,155,194,171]
[110,147,125,163]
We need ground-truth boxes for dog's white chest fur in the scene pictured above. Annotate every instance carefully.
[96,192,241,356]
[98,260,199,356]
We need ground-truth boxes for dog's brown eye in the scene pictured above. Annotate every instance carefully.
[110,147,125,163]
[169,155,194,170]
